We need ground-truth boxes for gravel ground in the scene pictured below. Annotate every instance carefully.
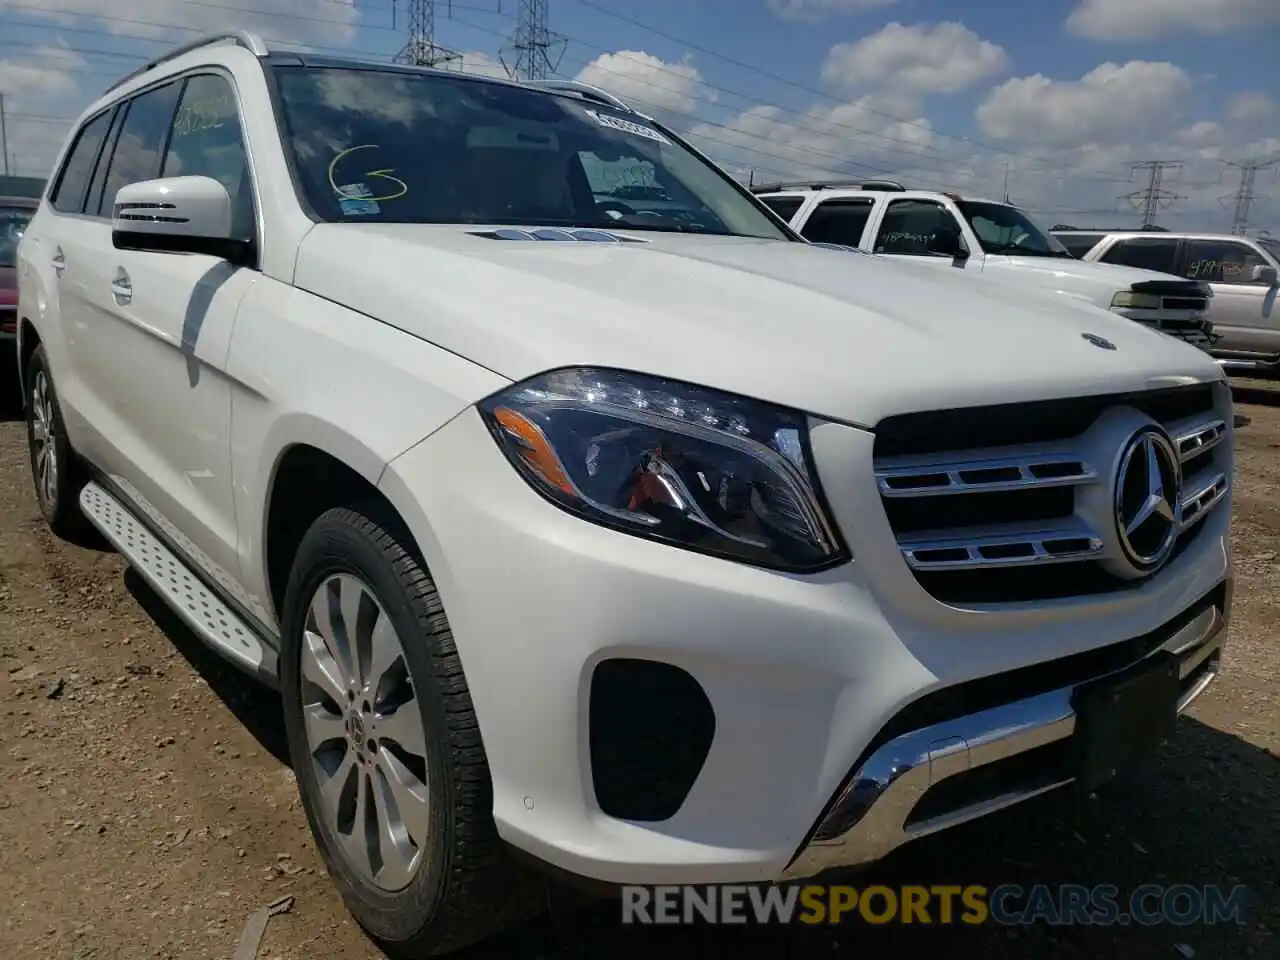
[0,371,1276,960]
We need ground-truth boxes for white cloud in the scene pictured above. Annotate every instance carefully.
[822,21,1010,96]
[686,93,940,188]
[1065,0,1280,41]
[976,61,1194,149]
[0,44,83,101]
[766,0,898,21]
[575,50,713,124]
[0,44,88,174]
[1227,91,1277,125]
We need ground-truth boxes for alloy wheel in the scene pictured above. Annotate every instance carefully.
[30,370,59,509]
[300,573,431,892]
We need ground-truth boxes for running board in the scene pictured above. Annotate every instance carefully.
[79,482,278,685]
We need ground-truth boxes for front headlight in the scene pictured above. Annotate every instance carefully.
[1111,291,1161,310]
[477,367,848,572]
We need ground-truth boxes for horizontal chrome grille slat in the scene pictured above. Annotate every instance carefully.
[1180,472,1228,531]
[1172,418,1226,462]
[900,521,1105,571]
[876,451,1096,498]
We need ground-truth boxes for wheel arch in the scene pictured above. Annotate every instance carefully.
[258,415,425,624]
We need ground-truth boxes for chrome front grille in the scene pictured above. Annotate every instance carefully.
[873,384,1229,605]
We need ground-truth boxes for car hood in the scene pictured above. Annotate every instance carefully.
[293,224,1223,425]
[981,255,1194,293]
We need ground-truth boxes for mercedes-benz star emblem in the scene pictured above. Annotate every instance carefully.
[1114,426,1182,575]
[1082,332,1116,350]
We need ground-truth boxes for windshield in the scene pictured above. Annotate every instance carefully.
[955,200,1072,257]
[0,205,32,269]
[270,66,789,239]
[1259,237,1280,263]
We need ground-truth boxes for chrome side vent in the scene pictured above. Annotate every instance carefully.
[113,200,189,224]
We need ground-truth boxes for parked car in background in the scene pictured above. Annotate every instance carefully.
[754,181,1216,352]
[1056,230,1280,374]
[17,32,1235,956]
[1050,224,1169,259]
[1,195,38,343]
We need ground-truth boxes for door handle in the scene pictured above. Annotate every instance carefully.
[110,269,132,305]
[52,248,66,278]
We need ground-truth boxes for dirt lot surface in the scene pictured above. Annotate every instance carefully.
[0,373,1277,960]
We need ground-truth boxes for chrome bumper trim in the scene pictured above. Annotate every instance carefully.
[780,603,1226,881]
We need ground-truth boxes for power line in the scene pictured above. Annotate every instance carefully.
[0,7,1131,190]
[501,0,565,80]
[1220,157,1279,236]
[393,0,461,67]
[1119,160,1185,228]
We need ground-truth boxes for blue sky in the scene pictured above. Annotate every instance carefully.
[1,0,1277,231]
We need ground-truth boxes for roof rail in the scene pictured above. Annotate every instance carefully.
[748,178,906,195]
[522,79,634,113]
[103,31,270,95]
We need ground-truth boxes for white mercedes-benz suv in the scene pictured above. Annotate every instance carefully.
[15,31,1233,956]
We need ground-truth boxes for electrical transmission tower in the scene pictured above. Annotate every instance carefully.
[394,0,460,68]
[1119,160,1185,228]
[500,0,565,81]
[1220,157,1279,236]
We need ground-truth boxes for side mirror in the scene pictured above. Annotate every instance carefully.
[111,176,251,265]
[1252,264,1278,286]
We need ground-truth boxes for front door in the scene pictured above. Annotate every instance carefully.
[74,71,259,600]
[867,197,974,270]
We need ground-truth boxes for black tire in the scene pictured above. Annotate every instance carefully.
[279,504,544,957]
[24,345,90,539]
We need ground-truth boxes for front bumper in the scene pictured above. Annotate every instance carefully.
[381,407,1232,886]
[782,592,1227,880]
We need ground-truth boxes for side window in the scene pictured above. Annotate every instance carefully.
[162,74,254,241]
[758,196,803,224]
[1182,239,1269,285]
[85,107,128,218]
[874,199,961,255]
[800,199,874,246]
[98,81,183,217]
[1098,238,1179,274]
[49,110,114,214]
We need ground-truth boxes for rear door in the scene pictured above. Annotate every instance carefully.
[1094,235,1183,275]
[756,194,805,228]
[80,71,260,601]
[795,197,876,247]
[66,79,185,475]
[26,105,118,451]
[1178,237,1280,359]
